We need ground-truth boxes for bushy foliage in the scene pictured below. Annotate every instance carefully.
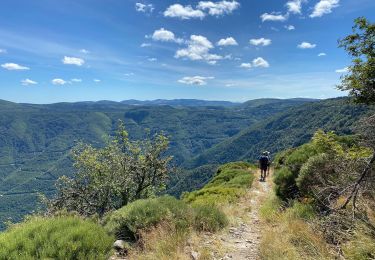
[192,204,228,232]
[338,17,375,105]
[182,162,254,205]
[104,196,192,240]
[0,216,113,260]
[45,121,172,217]
[274,167,298,201]
[273,130,370,203]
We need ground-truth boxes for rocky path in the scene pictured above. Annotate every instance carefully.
[215,169,272,260]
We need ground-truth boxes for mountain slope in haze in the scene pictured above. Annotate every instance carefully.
[167,98,373,197]
[185,98,372,168]
[0,98,312,229]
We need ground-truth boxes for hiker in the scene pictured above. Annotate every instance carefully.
[258,151,270,182]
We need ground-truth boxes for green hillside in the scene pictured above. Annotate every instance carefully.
[166,98,373,197]
[0,98,310,229]
[185,98,372,168]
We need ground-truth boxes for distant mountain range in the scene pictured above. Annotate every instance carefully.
[0,97,371,230]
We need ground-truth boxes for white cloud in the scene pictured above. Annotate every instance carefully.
[52,78,67,85]
[135,3,154,13]
[175,35,223,64]
[1,63,29,70]
[286,0,304,14]
[93,79,101,82]
[79,49,90,54]
[164,4,205,19]
[148,58,157,62]
[252,57,270,68]
[318,52,327,56]
[298,42,317,49]
[249,38,272,46]
[217,37,238,46]
[178,76,214,86]
[21,79,37,86]
[285,25,295,30]
[151,28,183,43]
[0,49,7,54]
[260,12,288,22]
[197,1,240,16]
[310,0,339,18]
[71,78,82,82]
[240,63,252,69]
[335,67,348,73]
[141,43,151,47]
[124,73,135,76]
[62,56,85,66]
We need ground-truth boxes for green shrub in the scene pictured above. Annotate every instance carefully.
[0,216,113,260]
[183,162,254,205]
[192,204,228,232]
[104,196,192,240]
[274,167,298,201]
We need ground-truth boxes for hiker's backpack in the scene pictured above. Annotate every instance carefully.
[259,155,269,167]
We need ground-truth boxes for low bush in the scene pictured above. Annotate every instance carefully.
[183,162,254,205]
[273,167,297,201]
[192,204,228,232]
[104,196,192,240]
[0,216,113,260]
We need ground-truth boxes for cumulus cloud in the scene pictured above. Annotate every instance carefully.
[260,12,288,22]
[52,78,67,85]
[71,78,82,82]
[249,38,271,46]
[141,43,151,47]
[318,52,327,56]
[285,25,295,30]
[164,1,239,19]
[135,3,154,13]
[1,63,30,70]
[240,63,252,69]
[93,79,101,82]
[21,79,37,86]
[197,1,240,16]
[178,76,214,86]
[175,35,223,64]
[335,67,348,73]
[310,0,339,18]
[298,42,317,49]
[151,28,183,43]
[252,57,270,68]
[217,37,238,46]
[164,4,205,19]
[286,0,305,14]
[0,49,7,54]
[62,56,85,66]
[148,58,157,62]
[124,73,135,76]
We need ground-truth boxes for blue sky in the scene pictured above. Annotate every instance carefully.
[0,0,374,103]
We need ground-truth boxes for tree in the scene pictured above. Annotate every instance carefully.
[337,17,375,212]
[338,17,375,104]
[45,121,173,217]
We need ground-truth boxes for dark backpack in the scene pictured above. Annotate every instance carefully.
[259,155,269,167]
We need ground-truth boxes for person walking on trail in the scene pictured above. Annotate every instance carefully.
[258,151,270,182]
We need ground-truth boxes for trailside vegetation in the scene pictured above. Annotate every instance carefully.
[0,216,114,259]
[44,121,172,217]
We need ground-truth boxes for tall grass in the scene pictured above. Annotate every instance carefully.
[259,197,332,260]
